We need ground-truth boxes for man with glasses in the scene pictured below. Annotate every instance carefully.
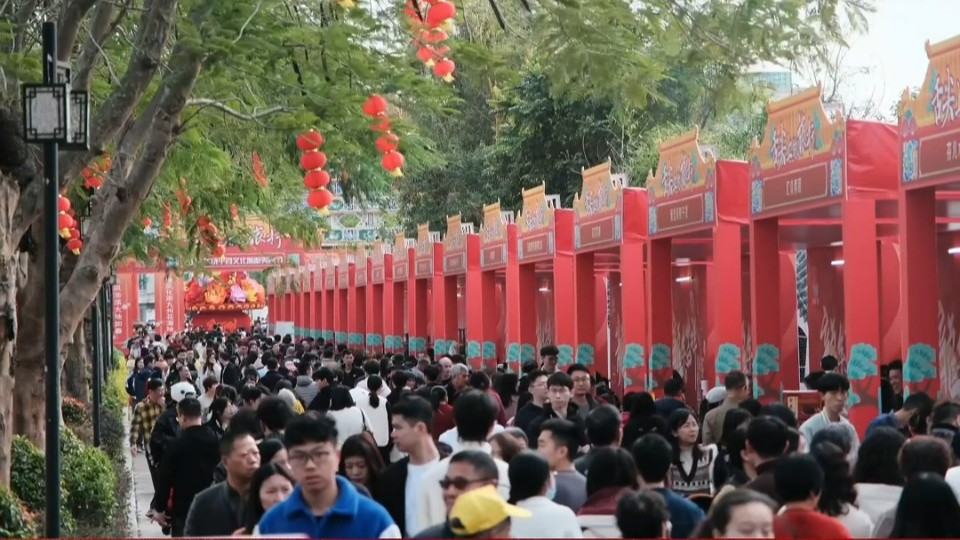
[257,413,400,537]
[414,451,503,538]
[567,364,598,420]
[514,370,548,434]
[525,372,587,445]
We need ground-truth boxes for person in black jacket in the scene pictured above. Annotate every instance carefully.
[524,372,586,446]
[374,396,440,536]
[219,350,242,392]
[152,398,220,537]
[259,356,284,393]
[149,383,193,511]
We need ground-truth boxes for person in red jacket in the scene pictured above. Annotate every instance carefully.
[773,453,851,538]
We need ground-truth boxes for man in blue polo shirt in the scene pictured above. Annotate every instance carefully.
[257,412,400,538]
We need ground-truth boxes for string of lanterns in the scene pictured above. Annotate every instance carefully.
[406,0,457,83]
[363,95,406,177]
[298,129,334,213]
[81,155,110,190]
[58,194,83,255]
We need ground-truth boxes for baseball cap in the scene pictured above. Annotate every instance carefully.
[706,386,727,405]
[448,485,531,537]
[170,381,197,403]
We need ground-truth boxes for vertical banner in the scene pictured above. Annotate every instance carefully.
[113,273,139,351]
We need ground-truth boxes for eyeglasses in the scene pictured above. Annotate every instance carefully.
[439,476,494,490]
[288,448,333,466]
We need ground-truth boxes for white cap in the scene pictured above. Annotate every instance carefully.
[705,385,727,404]
[171,381,198,403]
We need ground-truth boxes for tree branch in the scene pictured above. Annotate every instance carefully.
[184,98,291,122]
[59,54,204,345]
[14,0,180,240]
[73,0,118,90]
[57,0,101,61]
[233,0,262,44]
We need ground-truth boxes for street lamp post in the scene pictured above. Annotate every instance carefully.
[20,21,90,539]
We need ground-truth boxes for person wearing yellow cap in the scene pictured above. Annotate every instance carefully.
[448,485,532,538]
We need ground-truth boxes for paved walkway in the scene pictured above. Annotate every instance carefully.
[124,407,165,538]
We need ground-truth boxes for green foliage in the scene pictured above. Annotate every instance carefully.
[63,438,118,526]
[61,397,90,428]
[11,431,118,531]
[0,486,35,539]
[10,437,45,513]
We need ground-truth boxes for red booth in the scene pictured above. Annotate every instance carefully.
[351,246,369,352]
[898,34,960,400]
[572,161,648,394]
[335,253,352,346]
[322,254,337,344]
[391,233,415,353]
[512,185,574,372]
[647,129,750,401]
[442,215,478,361]
[368,242,391,355]
[479,203,518,371]
[749,85,899,432]
[411,224,442,356]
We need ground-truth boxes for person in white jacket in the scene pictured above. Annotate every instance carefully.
[507,451,583,538]
[413,390,511,535]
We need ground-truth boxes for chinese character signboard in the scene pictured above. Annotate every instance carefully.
[648,128,717,237]
[901,35,960,187]
[444,214,473,275]
[479,202,510,270]
[517,184,560,263]
[415,223,439,279]
[573,161,625,251]
[748,85,846,217]
[393,233,410,281]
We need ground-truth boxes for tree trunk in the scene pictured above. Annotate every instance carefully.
[0,179,22,488]
[14,228,45,447]
[63,321,89,403]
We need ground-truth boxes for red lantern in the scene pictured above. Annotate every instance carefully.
[84,176,103,189]
[422,29,448,43]
[381,151,406,177]
[362,95,388,118]
[67,238,82,255]
[426,1,456,27]
[307,188,334,209]
[300,151,328,171]
[230,204,239,220]
[371,119,392,132]
[296,130,325,151]
[198,216,212,229]
[304,170,331,189]
[212,245,226,258]
[433,59,456,82]
[58,213,74,238]
[416,48,435,66]
[375,133,400,154]
[68,228,81,240]
[58,195,70,213]
[142,217,153,228]
[163,205,172,228]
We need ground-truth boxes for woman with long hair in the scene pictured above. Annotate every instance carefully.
[853,426,906,525]
[244,463,295,533]
[494,372,520,422]
[257,438,290,472]
[429,385,455,440]
[338,434,386,492]
[810,440,874,537]
[666,408,718,498]
[691,488,776,538]
[204,397,236,437]
[327,384,367,447]
[355,375,390,452]
[890,472,960,538]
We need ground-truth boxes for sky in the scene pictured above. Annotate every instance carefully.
[814,0,960,120]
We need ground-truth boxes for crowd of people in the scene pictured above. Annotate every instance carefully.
[125,326,960,538]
